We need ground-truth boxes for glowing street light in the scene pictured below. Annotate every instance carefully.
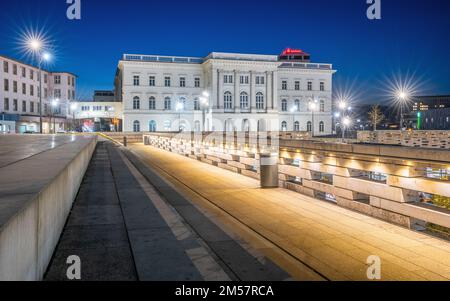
[342,117,352,140]
[201,91,210,131]
[29,39,42,51]
[397,90,409,130]
[308,100,318,137]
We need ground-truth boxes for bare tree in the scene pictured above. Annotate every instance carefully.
[368,105,384,131]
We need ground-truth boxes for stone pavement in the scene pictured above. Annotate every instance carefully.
[127,143,450,281]
[45,141,290,281]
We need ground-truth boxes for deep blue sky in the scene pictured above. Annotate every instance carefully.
[1,0,449,103]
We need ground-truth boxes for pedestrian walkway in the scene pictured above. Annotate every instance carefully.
[45,141,289,281]
[127,143,450,281]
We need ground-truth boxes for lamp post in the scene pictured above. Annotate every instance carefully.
[200,91,210,132]
[175,101,184,132]
[29,39,51,134]
[51,98,59,134]
[397,91,408,130]
[290,105,298,131]
[309,100,318,137]
[342,117,351,140]
[70,102,78,132]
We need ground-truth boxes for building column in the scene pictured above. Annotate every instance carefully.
[216,69,221,109]
[234,70,239,110]
[250,71,255,110]
[272,71,278,110]
[266,71,272,111]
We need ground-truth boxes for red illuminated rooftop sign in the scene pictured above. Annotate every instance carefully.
[281,48,307,56]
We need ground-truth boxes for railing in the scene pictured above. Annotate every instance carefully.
[123,54,204,64]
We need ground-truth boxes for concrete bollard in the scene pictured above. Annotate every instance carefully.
[123,136,127,147]
[259,153,279,188]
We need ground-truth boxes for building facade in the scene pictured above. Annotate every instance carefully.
[0,55,76,133]
[74,101,122,132]
[115,49,336,134]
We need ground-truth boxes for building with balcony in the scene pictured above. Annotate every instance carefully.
[0,55,76,133]
[114,49,336,133]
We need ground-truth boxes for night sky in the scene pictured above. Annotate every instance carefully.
[1,0,449,104]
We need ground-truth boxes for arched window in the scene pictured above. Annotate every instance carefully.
[240,92,249,109]
[180,97,186,110]
[149,120,157,132]
[133,96,140,110]
[320,100,325,112]
[133,120,140,132]
[295,99,300,111]
[281,99,288,112]
[194,98,200,111]
[319,121,325,132]
[256,92,264,110]
[294,121,300,131]
[224,92,233,109]
[281,121,287,132]
[307,121,312,132]
[164,97,171,110]
[242,119,250,132]
[149,97,156,110]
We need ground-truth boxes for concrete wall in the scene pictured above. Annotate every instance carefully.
[0,136,97,281]
[357,130,450,149]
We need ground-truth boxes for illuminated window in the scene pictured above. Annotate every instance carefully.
[281,121,287,131]
[240,92,249,109]
[256,92,264,110]
[224,92,233,109]
[319,121,324,132]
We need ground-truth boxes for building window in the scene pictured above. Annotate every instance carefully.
[224,92,233,109]
[54,75,61,84]
[149,76,155,86]
[3,61,8,73]
[195,77,200,88]
[307,121,312,132]
[30,85,34,96]
[240,75,249,84]
[256,76,265,85]
[44,74,48,83]
[294,121,300,131]
[320,82,325,91]
[281,99,288,112]
[4,98,9,111]
[295,81,300,91]
[149,120,157,132]
[13,64,17,75]
[30,102,34,113]
[54,89,61,98]
[224,75,233,84]
[281,121,287,132]
[133,96,140,110]
[256,92,264,110]
[22,100,26,112]
[13,99,18,111]
[194,98,200,111]
[22,83,26,95]
[164,77,171,87]
[320,100,325,112]
[133,75,140,86]
[4,79,8,91]
[307,81,312,91]
[319,121,325,132]
[294,99,300,111]
[21,67,26,77]
[133,120,140,132]
[149,96,156,110]
[13,81,17,93]
[30,70,34,80]
[240,92,249,109]
[282,80,287,90]
[164,97,171,110]
[179,77,186,87]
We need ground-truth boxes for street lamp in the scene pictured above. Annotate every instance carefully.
[342,117,351,140]
[309,100,317,137]
[200,91,210,132]
[175,101,184,132]
[29,37,51,134]
[70,102,78,131]
[290,105,298,131]
[397,91,408,130]
[51,98,59,134]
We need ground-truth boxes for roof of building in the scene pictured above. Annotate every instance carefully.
[0,54,77,77]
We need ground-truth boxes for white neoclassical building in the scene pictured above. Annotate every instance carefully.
[114,49,336,134]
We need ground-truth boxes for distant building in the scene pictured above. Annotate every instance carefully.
[72,101,122,132]
[418,108,450,130]
[0,55,76,133]
[93,90,116,102]
[412,95,450,111]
